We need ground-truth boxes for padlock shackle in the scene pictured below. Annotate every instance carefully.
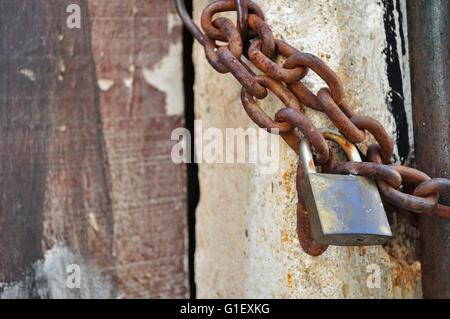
[300,129,362,174]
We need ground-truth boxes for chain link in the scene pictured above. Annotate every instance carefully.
[176,0,450,253]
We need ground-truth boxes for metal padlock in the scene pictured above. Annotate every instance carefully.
[299,130,392,246]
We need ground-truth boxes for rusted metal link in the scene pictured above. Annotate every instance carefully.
[275,39,301,57]
[241,75,299,133]
[321,130,362,162]
[379,166,439,214]
[366,143,383,163]
[235,0,249,40]
[241,75,311,155]
[204,38,229,73]
[350,116,394,164]
[201,0,264,42]
[337,101,357,119]
[255,76,300,107]
[414,178,450,197]
[247,14,276,59]
[203,17,244,73]
[288,75,356,116]
[248,39,308,84]
[367,145,439,213]
[392,165,432,185]
[377,181,438,213]
[284,52,359,118]
[333,161,402,189]
[321,141,338,173]
[414,178,450,219]
[213,17,243,58]
[218,47,268,98]
[296,203,329,256]
[284,52,345,104]
[280,43,326,110]
[275,108,330,165]
[288,82,323,111]
[317,88,366,144]
[296,164,328,256]
[176,0,206,45]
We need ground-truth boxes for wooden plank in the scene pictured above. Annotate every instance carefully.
[0,0,187,298]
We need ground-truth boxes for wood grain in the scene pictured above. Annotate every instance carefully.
[0,0,187,298]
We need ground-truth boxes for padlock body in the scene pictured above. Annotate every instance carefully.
[300,173,392,246]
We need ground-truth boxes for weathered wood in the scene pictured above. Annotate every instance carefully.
[0,0,187,298]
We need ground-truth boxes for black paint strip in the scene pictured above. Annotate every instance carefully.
[395,0,407,56]
[382,0,410,164]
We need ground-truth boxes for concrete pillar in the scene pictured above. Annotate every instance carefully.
[193,0,421,298]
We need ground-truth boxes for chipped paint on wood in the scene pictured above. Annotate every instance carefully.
[0,0,187,299]
[143,41,184,116]
[19,68,37,81]
[0,244,115,299]
[88,0,188,298]
[98,79,115,91]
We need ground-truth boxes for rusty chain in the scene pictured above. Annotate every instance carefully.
[176,0,450,255]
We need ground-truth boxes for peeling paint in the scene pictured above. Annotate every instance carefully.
[123,77,133,88]
[98,79,114,92]
[59,60,66,73]
[143,42,184,116]
[0,244,116,299]
[168,12,183,32]
[88,213,99,232]
[19,68,36,81]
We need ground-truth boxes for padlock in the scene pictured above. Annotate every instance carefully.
[299,129,392,246]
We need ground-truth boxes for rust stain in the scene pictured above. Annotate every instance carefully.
[346,249,353,262]
[391,261,421,291]
[287,272,293,286]
[308,159,316,173]
[282,170,293,194]
[281,230,291,243]
[358,246,366,256]
[342,283,349,298]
